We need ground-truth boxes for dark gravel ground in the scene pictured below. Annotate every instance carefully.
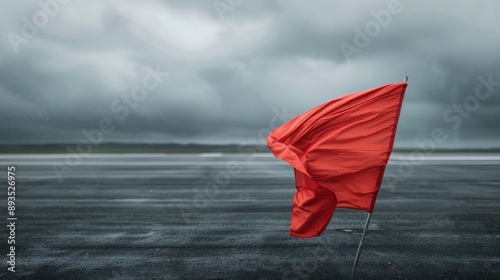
[1,153,499,279]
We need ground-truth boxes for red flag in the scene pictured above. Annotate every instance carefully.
[267,82,407,238]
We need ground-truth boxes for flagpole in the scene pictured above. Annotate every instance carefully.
[350,212,372,280]
[350,76,408,279]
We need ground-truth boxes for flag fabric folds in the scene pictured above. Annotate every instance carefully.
[267,82,407,238]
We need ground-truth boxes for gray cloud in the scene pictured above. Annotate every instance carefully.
[1,0,499,148]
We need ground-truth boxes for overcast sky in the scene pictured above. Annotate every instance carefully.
[1,0,499,148]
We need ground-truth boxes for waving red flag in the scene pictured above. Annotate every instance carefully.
[267,82,407,238]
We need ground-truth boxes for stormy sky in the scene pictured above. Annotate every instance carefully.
[1,0,499,148]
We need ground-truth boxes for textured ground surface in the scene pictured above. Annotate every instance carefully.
[1,153,499,279]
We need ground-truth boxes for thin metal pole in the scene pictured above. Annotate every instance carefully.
[351,76,404,278]
[351,213,372,280]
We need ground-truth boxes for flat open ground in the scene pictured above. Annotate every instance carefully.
[1,153,499,279]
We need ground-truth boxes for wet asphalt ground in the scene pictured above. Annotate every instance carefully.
[0,153,499,280]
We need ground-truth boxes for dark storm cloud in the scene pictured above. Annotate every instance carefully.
[1,0,499,148]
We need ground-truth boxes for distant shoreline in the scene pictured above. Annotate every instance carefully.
[1,143,499,154]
